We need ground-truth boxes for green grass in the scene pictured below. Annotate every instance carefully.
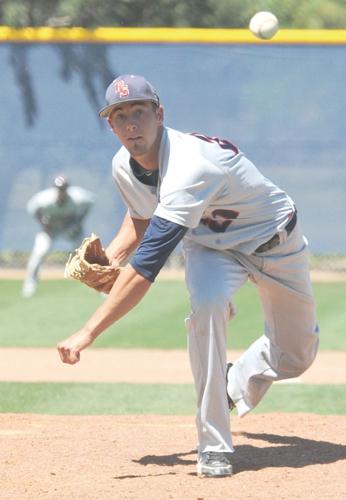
[0,279,345,350]
[0,382,345,415]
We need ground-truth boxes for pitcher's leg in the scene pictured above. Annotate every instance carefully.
[186,299,231,452]
[227,233,319,416]
[184,242,247,453]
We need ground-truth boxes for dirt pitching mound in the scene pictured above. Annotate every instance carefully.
[1,413,345,499]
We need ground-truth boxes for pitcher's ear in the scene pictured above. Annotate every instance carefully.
[157,105,164,123]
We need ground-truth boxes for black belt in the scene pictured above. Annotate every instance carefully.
[254,210,297,254]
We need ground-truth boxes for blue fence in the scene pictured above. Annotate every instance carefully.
[1,41,345,253]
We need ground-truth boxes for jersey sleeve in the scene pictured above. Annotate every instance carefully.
[68,187,95,216]
[130,215,187,282]
[26,194,40,215]
[155,162,222,228]
[112,150,158,220]
[26,191,50,216]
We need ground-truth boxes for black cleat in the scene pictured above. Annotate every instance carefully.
[197,451,233,477]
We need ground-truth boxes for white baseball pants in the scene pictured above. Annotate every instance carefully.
[24,230,81,283]
[24,230,54,283]
[183,222,319,454]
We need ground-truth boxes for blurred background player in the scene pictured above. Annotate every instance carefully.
[22,175,95,298]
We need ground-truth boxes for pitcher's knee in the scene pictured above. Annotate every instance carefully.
[280,336,319,377]
[191,293,231,321]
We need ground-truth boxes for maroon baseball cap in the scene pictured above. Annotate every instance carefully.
[99,74,160,118]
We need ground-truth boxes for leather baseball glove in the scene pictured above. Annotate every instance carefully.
[65,233,120,294]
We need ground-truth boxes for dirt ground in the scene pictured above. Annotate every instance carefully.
[0,348,345,384]
[1,413,345,499]
[1,269,345,498]
[0,350,346,499]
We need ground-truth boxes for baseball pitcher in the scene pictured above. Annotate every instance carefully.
[57,75,319,477]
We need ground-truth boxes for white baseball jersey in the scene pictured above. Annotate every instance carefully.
[27,186,95,236]
[113,127,295,254]
[111,125,318,459]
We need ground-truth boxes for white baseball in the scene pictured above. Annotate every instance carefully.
[249,11,279,40]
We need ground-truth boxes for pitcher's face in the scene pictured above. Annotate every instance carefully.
[108,101,163,160]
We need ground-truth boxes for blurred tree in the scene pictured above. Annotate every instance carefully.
[56,0,215,27]
[54,43,116,116]
[293,0,346,28]
[9,44,37,126]
[1,0,60,26]
[1,0,346,27]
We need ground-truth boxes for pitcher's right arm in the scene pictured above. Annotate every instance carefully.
[106,211,150,266]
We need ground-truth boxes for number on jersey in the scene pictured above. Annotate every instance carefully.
[201,209,239,233]
[190,132,239,154]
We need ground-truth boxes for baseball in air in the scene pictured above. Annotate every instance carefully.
[249,11,279,40]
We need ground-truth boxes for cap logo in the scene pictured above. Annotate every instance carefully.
[114,80,129,98]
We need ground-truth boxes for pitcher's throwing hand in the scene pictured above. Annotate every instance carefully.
[57,330,94,364]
